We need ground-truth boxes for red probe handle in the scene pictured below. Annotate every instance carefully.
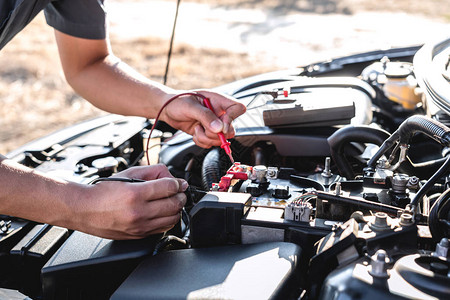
[202,98,232,155]
[202,97,214,111]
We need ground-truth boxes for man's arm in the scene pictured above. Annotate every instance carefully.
[54,31,246,148]
[0,154,187,240]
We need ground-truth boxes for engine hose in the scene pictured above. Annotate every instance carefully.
[397,115,450,146]
[327,126,390,179]
[368,115,450,169]
[411,155,450,207]
[201,148,221,190]
[429,188,450,241]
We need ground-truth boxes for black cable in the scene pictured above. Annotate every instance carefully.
[152,235,188,256]
[163,0,182,85]
[411,155,450,207]
[88,177,145,185]
[128,151,145,168]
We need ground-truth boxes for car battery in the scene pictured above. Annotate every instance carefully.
[189,178,332,249]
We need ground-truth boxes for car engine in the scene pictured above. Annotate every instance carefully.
[1,37,449,299]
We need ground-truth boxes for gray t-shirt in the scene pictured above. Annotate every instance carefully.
[0,0,107,50]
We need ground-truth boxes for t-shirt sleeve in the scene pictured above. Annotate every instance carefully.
[44,0,107,39]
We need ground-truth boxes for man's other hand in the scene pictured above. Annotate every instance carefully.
[75,164,187,240]
[161,90,246,149]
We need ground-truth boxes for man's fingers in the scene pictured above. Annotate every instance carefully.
[223,101,246,122]
[125,214,181,238]
[113,164,174,181]
[145,214,182,234]
[143,193,187,219]
[142,164,174,180]
[193,104,224,134]
[193,125,222,148]
[133,177,185,200]
[197,100,245,136]
[176,178,189,191]
[196,90,246,134]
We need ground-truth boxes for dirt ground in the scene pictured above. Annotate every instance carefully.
[0,0,449,154]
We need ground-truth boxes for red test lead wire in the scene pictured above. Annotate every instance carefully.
[146,92,202,165]
[202,97,235,164]
[145,92,234,165]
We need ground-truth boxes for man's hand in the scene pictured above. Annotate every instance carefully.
[160,90,246,148]
[71,164,187,240]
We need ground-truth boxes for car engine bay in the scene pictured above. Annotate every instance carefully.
[1,37,450,299]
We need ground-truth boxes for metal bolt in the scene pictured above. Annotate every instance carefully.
[369,249,390,278]
[75,163,88,174]
[399,213,414,226]
[267,167,278,179]
[253,165,267,183]
[334,182,342,196]
[0,220,11,234]
[381,56,390,68]
[435,238,449,258]
[406,176,419,190]
[369,212,391,231]
[374,212,388,227]
[392,173,409,194]
[322,157,332,178]
[377,158,390,169]
[211,183,220,192]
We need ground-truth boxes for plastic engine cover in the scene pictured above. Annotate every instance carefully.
[111,242,302,300]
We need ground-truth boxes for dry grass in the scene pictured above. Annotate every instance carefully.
[111,36,274,90]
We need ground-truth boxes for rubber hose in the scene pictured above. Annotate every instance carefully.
[201,148,221,190]
[328,125,391,179]
[397,115,450,146]
[429,188,450,241]
[368,115,450,169]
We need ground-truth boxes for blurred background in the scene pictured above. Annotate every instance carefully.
[1,0,449,154]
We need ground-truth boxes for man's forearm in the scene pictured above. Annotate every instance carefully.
[0,156,82,229]
[65,54,177,119]
[54,31,177,119]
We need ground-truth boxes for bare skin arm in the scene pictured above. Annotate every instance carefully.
[0,154,187,240]
[54,31,246,148]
